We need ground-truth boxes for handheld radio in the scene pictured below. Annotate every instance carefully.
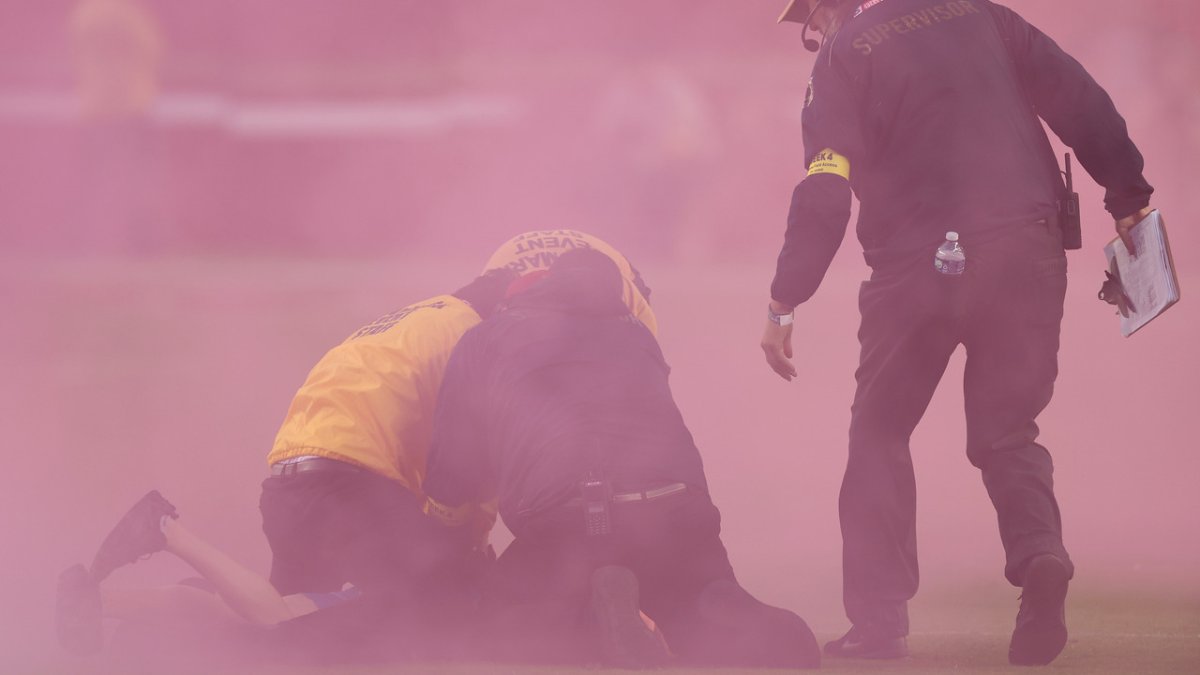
[1061,153,1082,250]
[581,473,613,537]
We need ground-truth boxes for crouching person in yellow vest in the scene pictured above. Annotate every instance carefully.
[260,231,657,662]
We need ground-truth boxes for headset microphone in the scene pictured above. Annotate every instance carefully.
[800,0,826,53]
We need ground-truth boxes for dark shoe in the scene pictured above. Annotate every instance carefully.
[693,578,820,668]
[56,564,103,655]
[590,565,671,668]
[89,490,179,582]
[823,625,909,659]
[1009,554,1069,665]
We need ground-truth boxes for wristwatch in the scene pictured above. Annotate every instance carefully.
[767,305,794,326]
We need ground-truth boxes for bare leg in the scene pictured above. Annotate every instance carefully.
[161,518,312,626]
[101,584,243,626]
[58,495,325,658]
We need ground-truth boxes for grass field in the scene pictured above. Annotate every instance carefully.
[7,257,1198,674]
[233,632,1197,674]
[224,618,1197,674]
[113,589,1191,675]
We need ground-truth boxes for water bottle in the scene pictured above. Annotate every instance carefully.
[934,231,966,276]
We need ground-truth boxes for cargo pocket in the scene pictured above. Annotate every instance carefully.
[1027,255,1068,326]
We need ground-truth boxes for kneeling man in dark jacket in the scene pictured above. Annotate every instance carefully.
[423,248,820,669]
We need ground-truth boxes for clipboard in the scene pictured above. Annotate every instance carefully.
[1100,210,1181,337]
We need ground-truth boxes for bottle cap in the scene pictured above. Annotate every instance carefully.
[946,232,959,242]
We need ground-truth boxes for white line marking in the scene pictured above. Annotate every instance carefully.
[909,631,1200,639]
[0,91,526,137]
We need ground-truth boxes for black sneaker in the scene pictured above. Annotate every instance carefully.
[89,490,179,582]
[56,564,103,655]
[1009,554,1069,665]
[823,625,909,659]
[590,565,671,669]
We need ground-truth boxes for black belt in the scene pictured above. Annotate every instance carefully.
[564,482,688,507]
[863,215,1061,270]
[270,457,364,476]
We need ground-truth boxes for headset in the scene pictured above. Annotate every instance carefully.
[801,0,826,52]
[802,0,850,53]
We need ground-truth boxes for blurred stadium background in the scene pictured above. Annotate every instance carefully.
[1,1,1197,672]
[2,0,1196,261]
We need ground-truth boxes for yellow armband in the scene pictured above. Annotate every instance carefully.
[807,149,851,180]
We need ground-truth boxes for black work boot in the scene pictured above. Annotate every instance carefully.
[89,490,179,582]
[590,565,671,669]
[1009,553,1069,665]
[824,625,909,659]
[56,564,103,655]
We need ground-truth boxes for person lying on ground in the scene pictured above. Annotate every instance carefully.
[56,491,361,658]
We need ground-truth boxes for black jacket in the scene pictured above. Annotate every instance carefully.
[772,0,1153,306]
[423,265,708,537]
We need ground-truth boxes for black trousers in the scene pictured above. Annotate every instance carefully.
[258,469,483,661]
[259,469,468,596]
[844,221,1075,636]
[480,489,820,668]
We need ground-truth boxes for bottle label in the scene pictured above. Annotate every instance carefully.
[934,256,966,276]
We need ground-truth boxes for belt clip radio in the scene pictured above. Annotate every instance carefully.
[1060,153,1082,250]
[580,471,613,537]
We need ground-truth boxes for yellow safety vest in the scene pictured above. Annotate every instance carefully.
[268,295,477,496]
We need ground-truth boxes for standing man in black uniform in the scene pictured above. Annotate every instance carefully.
[761,0,1156,665]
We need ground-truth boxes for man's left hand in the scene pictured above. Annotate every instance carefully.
[761,308,797,381]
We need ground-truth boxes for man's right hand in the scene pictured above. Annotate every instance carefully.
[1115,206,1154,256]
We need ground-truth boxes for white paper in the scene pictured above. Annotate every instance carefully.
[1102,210,1180,337]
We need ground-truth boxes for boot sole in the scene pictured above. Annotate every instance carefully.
[89,491,175,581]
[823,635,909,659]
[591,566,670,668]
[1009,555,1069,665]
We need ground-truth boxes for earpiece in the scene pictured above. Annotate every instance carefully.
[801,0,828,53]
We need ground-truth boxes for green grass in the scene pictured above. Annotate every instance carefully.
[219,591,1199,675]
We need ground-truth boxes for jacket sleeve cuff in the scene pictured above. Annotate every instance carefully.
[1105,191,1153,221]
